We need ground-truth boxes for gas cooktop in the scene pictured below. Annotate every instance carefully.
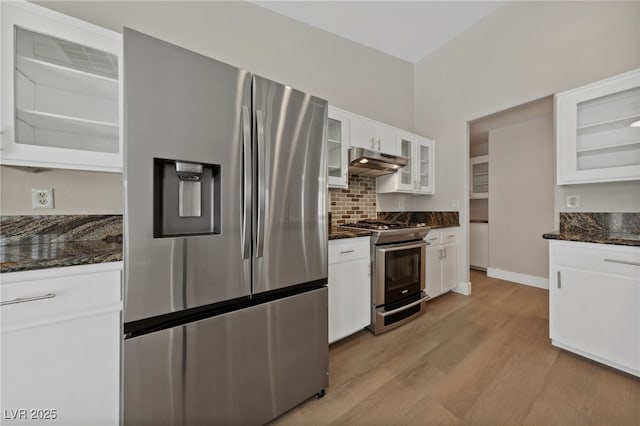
[342,219,428,231]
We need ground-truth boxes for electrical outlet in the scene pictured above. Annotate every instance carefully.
[451,199,459,210]
[32,188,54,209]
[566,195,580,208]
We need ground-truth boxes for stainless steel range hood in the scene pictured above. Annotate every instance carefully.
[348,147,409,177]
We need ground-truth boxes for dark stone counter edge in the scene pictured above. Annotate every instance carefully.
[1,255,123,273]
[543,232,640,247]
[329,223,460,241]
[470,220,489,224]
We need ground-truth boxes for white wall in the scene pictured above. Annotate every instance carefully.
[0,166,123,215]
[413,0,640,286]
[488,114,554,283]
[36,0,414,129]
[1,0,414,216]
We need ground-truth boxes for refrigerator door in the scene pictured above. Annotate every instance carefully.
[252,75,328,295]
[123,29,252,322]
[123,287,328,425]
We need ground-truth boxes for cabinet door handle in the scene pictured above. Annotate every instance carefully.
[340,250,354,254]
[442,248,447,259]
[604,258,640,267]
[429,237,438,241]
[1,293,56,306]
[377,139,381,151]
[557,271,561,289]
[370,138,375,149]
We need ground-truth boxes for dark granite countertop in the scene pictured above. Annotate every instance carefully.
[329,227,372,241]
[1,215,124,273]
[543,231,640,247]
[0,241,123,273]
[470,219,489,224]
[543,212,640,247]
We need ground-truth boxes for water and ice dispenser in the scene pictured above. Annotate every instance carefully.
[153,158,220,237]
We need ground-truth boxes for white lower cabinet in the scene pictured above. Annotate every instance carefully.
[425,228,458,299]
[549,240,640,376]
[328,237,371,343]
[1,263,122,425]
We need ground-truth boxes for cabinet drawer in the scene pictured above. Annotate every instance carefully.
[1,269,121,332]
[425,231,442,246]
[441,229,458,245]
[425,228,458,246]
[553,242,640,280]
[329,238,370,264]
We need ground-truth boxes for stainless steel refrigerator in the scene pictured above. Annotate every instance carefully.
[122,29,328,425]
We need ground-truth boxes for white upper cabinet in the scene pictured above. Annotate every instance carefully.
[556,68,640,184]
[0,1,122,172]
[377,132,434,195]
[470,155,489,198]
[350,114,398,155]
[327,107,349,188]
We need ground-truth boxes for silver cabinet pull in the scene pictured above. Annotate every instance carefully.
[604,258,640,267]
[1,293,56,306]
[557,271,561,289]
[340,250,354,254]
[429,237,438,241]
[449,234,455,238]
[370,138,375,149]
[377,139,381,151]
[442,248,447,259]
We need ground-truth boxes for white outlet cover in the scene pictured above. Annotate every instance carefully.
[452,199,460,210]
[566,195,580,208]
[32,188,54,209]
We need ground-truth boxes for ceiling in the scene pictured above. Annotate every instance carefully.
[249,1,506,63]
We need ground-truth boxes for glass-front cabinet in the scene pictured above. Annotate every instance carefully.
[327,107,350,188]
[0,1,122,172]
[556,68,640,184]
[377,131,434,195]
[470,155,489,199]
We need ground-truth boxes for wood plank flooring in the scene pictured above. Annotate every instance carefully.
[272,270,640,425]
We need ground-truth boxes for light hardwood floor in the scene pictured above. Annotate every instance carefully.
[273,270,640,425]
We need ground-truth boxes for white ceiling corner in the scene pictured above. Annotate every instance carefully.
[249,1,507,63]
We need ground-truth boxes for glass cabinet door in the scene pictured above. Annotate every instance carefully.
[398,135,414,191]
[0,1,122,172]
[575,86,640,172]
[327,108,350,188]
[556,68,640,184]
[470,155,488,198]
[415,137,434,194]
[14,28,119,153]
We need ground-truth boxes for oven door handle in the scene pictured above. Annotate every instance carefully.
[376,292,430,317]
[376,241,427,253]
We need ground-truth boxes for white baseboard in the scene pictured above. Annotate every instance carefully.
[453,281,472,296]
[487,268,549,290]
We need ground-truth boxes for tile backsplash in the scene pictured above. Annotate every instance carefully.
[329,174,376,227]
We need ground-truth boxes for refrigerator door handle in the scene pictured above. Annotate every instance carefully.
[241,105,252,260]
[256,109,266,258]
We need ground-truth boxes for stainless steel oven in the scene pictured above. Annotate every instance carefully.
[341,220,431,335]
[371,238,429,334]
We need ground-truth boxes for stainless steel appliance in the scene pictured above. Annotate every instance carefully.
[347,147,409,177]
[343,220,430,334]
[123,29,328,425]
